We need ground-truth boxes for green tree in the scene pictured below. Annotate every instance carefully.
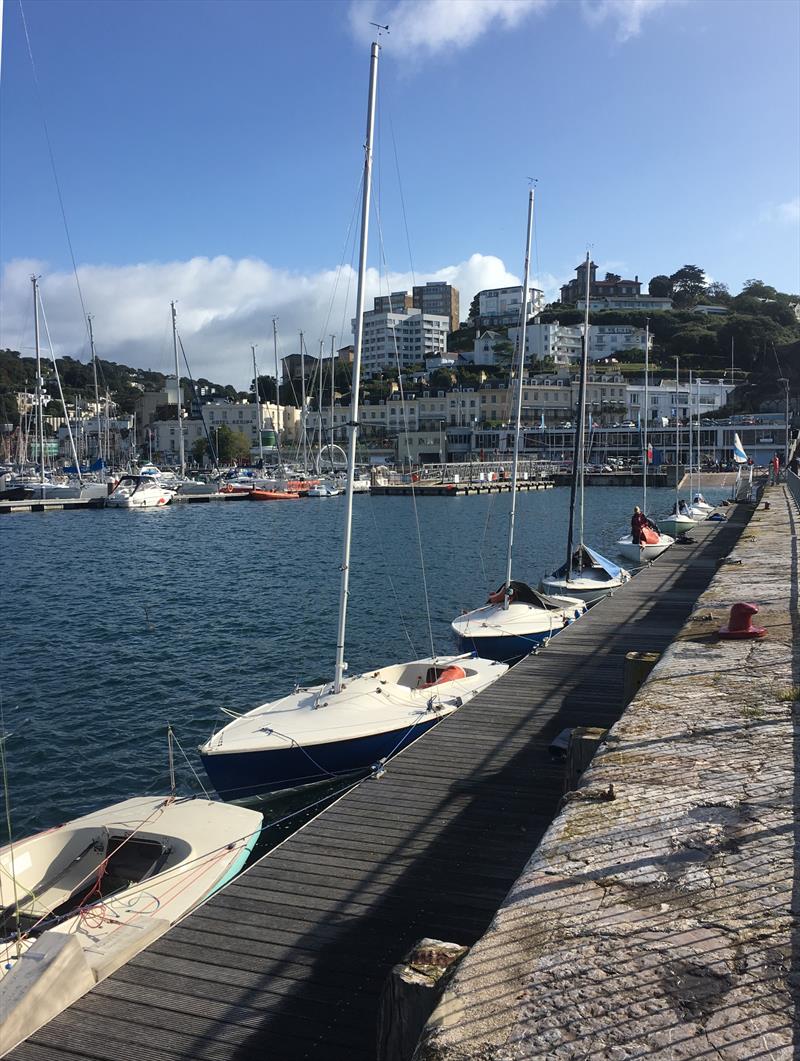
[468,293,480,321]
[705,282,732,304]
[191,437,209,463]
[741,279,778,300]
[648,275,673,298]
[214,424,252,462]
[670,265,707,307]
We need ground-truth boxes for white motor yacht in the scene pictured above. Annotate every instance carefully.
[106,474,176,508]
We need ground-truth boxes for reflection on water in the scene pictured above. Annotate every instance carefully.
[1,486,729,841]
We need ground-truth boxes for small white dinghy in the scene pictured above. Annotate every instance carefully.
[659,501,697,538]
[540,545,631,605]
[616,526,675,564]
[452,582,586,663]
[0,796,261,1051]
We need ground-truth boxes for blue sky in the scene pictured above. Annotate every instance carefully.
[1,0,798,383]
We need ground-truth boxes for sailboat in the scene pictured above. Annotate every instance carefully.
[660,358,697,538]
[616,319,674,562]
[540,253,631,604]
[0,795,261,1053]
[451,190,585,664]
[199,42,507,801]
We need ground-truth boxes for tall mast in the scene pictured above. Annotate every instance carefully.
[688,369,693,500]
[170,301,185,475]
[273,317,283,480]
[674,357,680,507]
[334,40,379,695]
[252,344,264,466]
[31,276,46,486]
[330,334,336,474]
[502,187,534,609]
[88,314,103,474]
[318,339,325,474]
[564,252,590,579]
[643,318,649,515]
[300,331,308,474]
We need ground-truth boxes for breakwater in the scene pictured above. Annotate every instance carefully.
[418,486,794,1059]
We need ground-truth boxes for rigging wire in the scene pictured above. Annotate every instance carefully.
[37,292,82,474]
[18,1,91,342]
[371,180,437,662]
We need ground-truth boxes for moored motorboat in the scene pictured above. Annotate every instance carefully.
[452,581,585,663]
[0,796,261,1052]
[105,474,175,508]
[248,487,299,501]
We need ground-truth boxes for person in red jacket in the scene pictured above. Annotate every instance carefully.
[631,506,648,543]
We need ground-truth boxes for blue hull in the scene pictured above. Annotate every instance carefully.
[201,717,442,801]
[456,629,553,665]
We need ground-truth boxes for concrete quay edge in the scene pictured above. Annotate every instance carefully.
[415,486,797,1060]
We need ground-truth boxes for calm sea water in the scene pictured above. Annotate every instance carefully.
[1,485,726,840]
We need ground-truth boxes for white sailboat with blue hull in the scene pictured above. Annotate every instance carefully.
[541,251,631,605]
[199,42,507,801]
[450,189,585,665]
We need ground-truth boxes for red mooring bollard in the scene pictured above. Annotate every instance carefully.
[719,602,767,640]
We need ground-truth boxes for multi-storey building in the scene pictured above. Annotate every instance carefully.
[472,285,544,328]
[150,400,300,460]
[354,308,449,377]
[560,261,642,303]
[508,321,584,365]
[589,324,650,361]
[626,378,735,424]
[374,291,413,314]
[412,282,460,332]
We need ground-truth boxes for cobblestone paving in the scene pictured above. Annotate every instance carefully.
[416,487,798,1060]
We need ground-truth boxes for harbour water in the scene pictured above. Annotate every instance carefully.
[1,485,727,840]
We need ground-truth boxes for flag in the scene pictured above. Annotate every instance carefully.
[732,433,748,464]
[647,442,653,464]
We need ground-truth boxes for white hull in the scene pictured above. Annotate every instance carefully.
[0,796,261,1052]
[659,513,696,537]
[616,533,675,563]
[106,476,176,508]
[540,571,630,605]
[452,594,585,660]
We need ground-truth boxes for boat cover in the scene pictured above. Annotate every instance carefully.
[549,545,624,581]
[500,581,573,609]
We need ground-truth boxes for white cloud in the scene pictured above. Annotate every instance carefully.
[347,0,549,56]
[0,253,525,389]
[763,197,800,225]
[580,0,672,42]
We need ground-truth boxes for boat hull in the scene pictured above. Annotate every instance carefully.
[659,514,696,537]
[616,534,675,563]
[455,630,551,664]
[200,717,441,800]
[539,576,625,606]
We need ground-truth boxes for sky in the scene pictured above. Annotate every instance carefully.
[1,0,798,387]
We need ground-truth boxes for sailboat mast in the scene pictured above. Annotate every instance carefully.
[643,318,649,515]
[273,317,283,480]
[170,301,186,476]
[300,331,308,474]
[330,334,336,474]
[502,187,534,608]
[31,276,45,486]
[334,40,379,696]
[88,314,103,474]
[674,357,680,505]
[564,252,590,579]
[252,345,264,466]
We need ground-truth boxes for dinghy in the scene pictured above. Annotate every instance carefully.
[452,581,585,663]
[616,524,675,564]
[0,796,261,1052]
[541,544,631,605]
[199,41,508,803]
[451,188,585,664]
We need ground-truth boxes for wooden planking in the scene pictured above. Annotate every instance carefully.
[9,508,749,1061]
